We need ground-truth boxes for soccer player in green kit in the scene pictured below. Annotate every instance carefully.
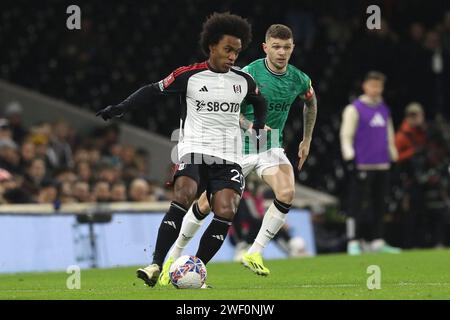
[159,24,317,283]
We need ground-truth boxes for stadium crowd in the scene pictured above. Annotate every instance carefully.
[0,101,171,204]
[1,0,449,248]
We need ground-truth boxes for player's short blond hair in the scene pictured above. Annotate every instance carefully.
[265,24,293,41]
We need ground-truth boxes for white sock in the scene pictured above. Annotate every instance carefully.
[248,201,288,254]
[168,203,205,260]
[371,239,385,251]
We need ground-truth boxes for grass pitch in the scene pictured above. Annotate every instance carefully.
[1,249,449,300]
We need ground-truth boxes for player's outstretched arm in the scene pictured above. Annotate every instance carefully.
[96,84,161,121]
[96,65,190,121]
[298,86,317,170]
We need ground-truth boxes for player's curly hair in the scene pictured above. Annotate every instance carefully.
[199,12,252,56]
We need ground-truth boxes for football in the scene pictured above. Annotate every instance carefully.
[169,255,207,289]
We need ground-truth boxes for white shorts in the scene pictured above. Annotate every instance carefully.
[242,148,292,178]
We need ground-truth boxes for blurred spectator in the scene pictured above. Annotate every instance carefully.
[93,181,111,202]
[121,145,136,166]
[59,181,76,203]
[87,148,101,167]
[54,168,77,184]
[20,140,36,168]
[22,158,50,197]
[36,181,58,204]
[0,169,17,203]
[418,143,449,248]
[406,120,450,247]
[76,161,93,183]
[1,171,31,204]
[30,138,49,162]
[73,147,90,163]
[111,182,127,202]
[104,143,123,167]
[73,181,92,202]
[121,145,139,182]
[0,118,13,140]
[100,124,120,152]
[47,120,74,169]
[128,178,153,202]
[135,148,150,177]
[29,122,52,164]
[31,122,52,140]
[394,103,428,248]
[395,102,427,163]
[97,163,120,185]
[4,101,28,144]
[0,139,21,175]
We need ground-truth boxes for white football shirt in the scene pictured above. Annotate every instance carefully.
[158,61,263,166]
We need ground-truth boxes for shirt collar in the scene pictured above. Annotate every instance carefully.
[264,58,287,76]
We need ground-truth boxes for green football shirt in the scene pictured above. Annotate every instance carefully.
[241,58,312,154]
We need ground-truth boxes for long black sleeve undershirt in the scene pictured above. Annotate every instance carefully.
[246,93,267,130]
[115,83,161,114]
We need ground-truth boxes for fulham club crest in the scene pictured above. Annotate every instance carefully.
[233,84,242,94]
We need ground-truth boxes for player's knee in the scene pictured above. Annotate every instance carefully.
[275,187,295,204]
[173,187,196,208]
[213,200,237,221]
[214,206,235,221]
[173,194,195,209]
[212,190,240,220]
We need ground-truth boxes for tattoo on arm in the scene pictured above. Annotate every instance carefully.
[239,113,253,130]
[303,92,317,140]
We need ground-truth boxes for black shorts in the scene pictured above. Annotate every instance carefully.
[173,153,245,200]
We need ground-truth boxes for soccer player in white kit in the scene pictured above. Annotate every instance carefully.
[96,13,267,287]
